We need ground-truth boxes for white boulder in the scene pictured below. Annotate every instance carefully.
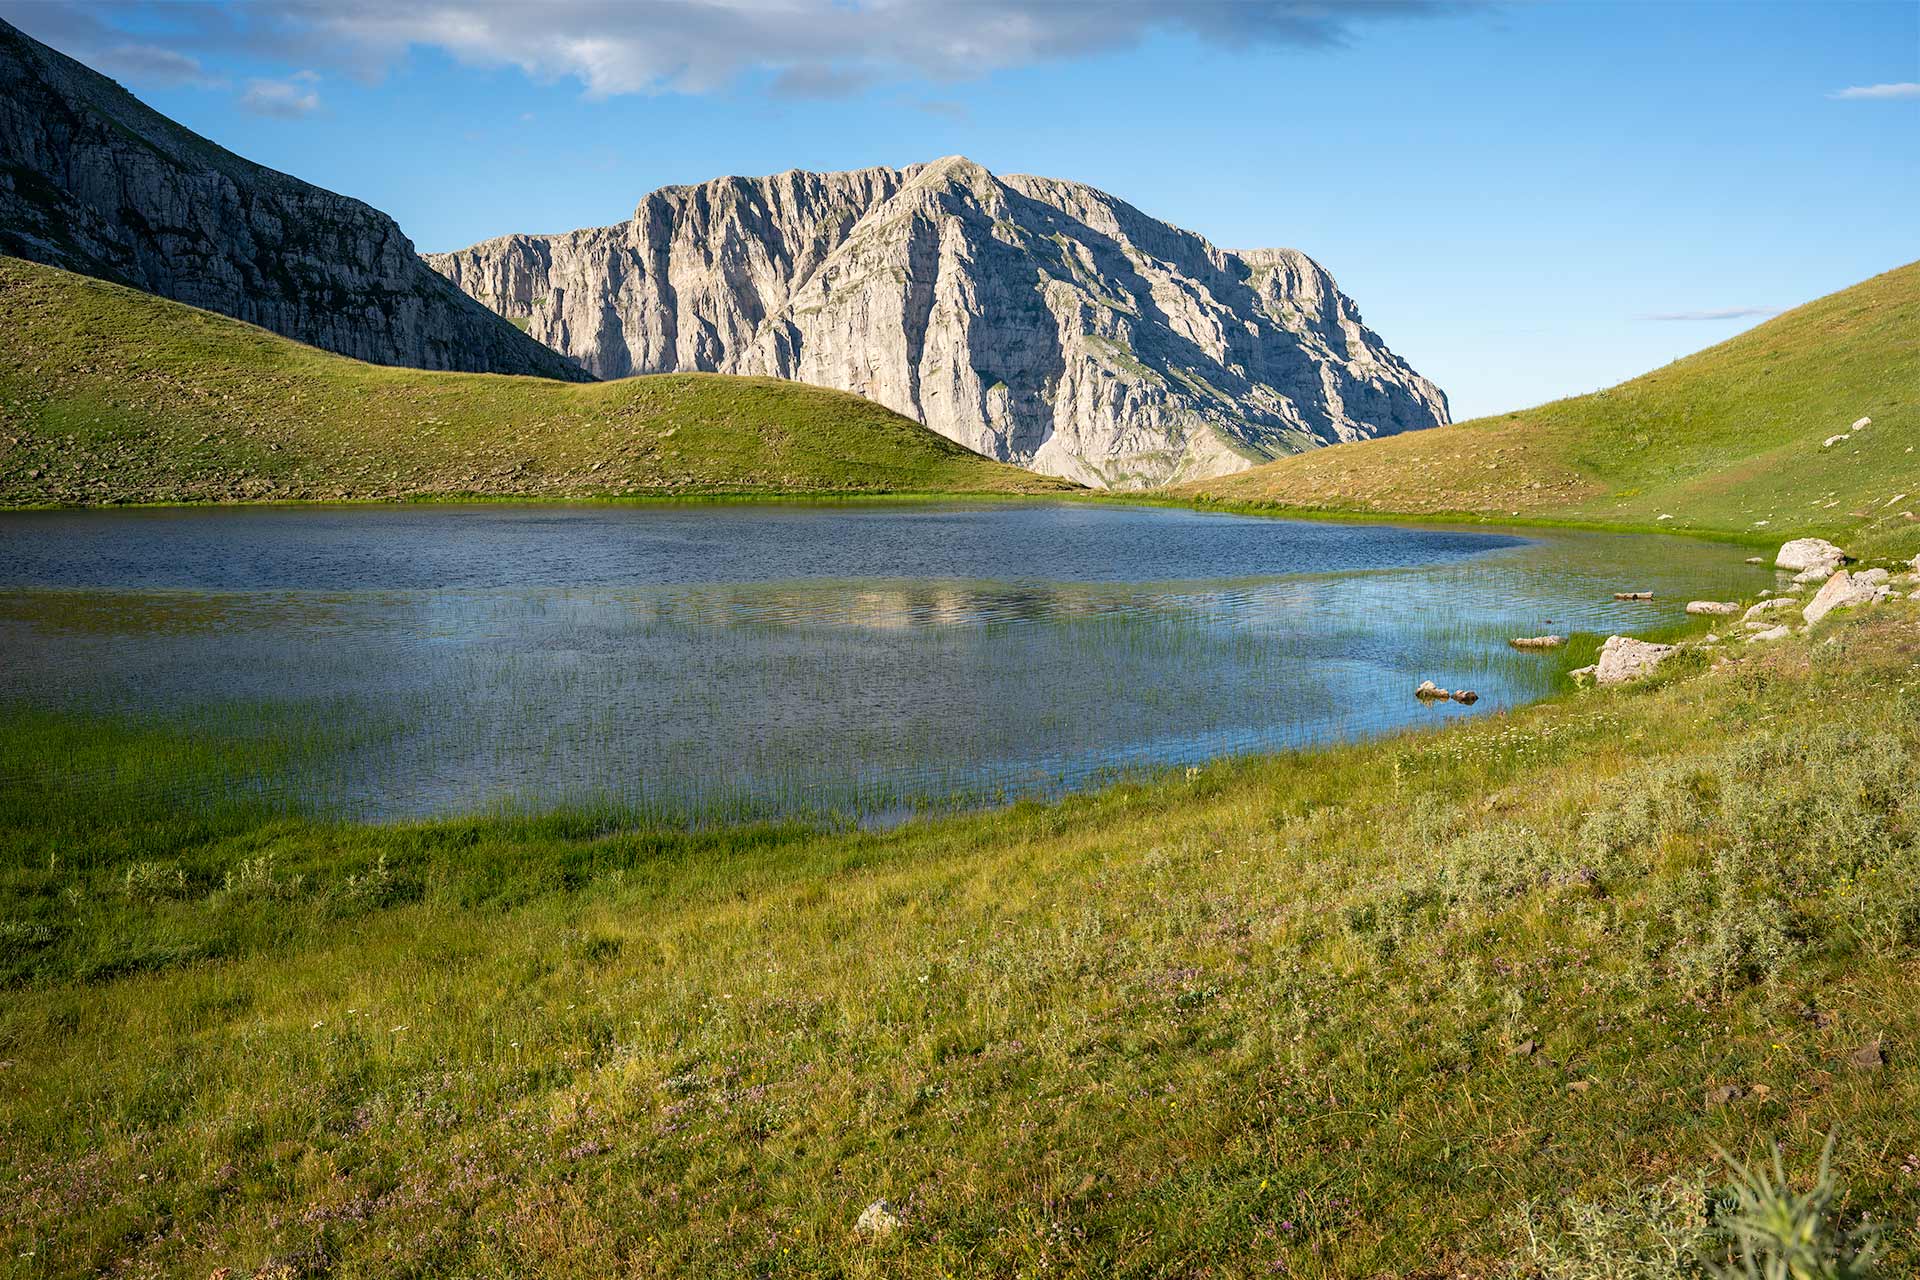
[1775,538,1846,573]
[1685,601,1740,616]
[1747,625,1791,643]
[1802,569,1888,626]
[856,1200,902,1238]
[1594,635,1678,686]
[1743,598,1800,622]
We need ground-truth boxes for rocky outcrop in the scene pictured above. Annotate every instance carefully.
[426,156,1447,487]
[0,18,587,382]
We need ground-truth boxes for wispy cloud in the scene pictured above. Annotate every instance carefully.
[1830,82,1920,100]
[915,99,971,123]
[6,1,1473,101]
[94,42,227,89]
[238,73,321,118]
[1638,307,1781,323]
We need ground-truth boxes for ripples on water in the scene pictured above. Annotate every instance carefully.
[0,502,1769,824]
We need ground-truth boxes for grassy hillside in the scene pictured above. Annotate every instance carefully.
[1180,261,1919,557]
[3,598,1917,1276]
[0,257,1075,505]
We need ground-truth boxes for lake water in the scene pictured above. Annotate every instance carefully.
[0,502,1767,824]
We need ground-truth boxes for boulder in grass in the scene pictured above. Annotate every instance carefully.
[1802,569,1888,626]
[1685,601,1739,616]
[855,1200,901,1238]
[1743,598,1799,622]
[1747,625,1791,643]
[1774,537,1845,574]
[1593,635,1677,686]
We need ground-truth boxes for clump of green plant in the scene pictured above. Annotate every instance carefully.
[1712,1134,1881,1280]
[1521,1175,1723,1279]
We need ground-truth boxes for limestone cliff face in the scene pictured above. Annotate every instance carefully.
[428,157,1446,487]
[0,18,588,382]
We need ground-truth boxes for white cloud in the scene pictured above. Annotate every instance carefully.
[1830,82,1920,100]
[238,75,321,118]
[1638,307,1781,323]
[93,42,227,89]
[11,1,1466,100]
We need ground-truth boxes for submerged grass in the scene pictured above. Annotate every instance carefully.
[3,601,1918,1276]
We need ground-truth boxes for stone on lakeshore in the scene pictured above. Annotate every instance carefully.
[1685,601,1739,616]
[1747,625,1791,643]
[1774,537,1846,573]
[1509,635,1566,649]
[1594,635,1677,686]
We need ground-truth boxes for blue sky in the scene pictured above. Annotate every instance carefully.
[6,0,1916,420]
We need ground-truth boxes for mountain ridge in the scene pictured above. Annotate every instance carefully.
[0,17,589,383]
[426,156,1448,488]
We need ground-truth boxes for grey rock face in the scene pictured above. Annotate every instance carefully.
[0,18,588,382]
[427,156,1447,487]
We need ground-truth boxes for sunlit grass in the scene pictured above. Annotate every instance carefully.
[0,256,1075,507]
[3,605,1917,1276]
[1179,260,1920,564]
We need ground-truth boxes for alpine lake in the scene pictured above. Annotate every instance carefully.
[0,501,1768,827]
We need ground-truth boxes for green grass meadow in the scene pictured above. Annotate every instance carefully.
[0,257,1074,507]
[1180,261,1920,564]
[4,600,1918,1277]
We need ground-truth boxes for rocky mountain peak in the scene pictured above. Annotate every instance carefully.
[426,159,1448,487]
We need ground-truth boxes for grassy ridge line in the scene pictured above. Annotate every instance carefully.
[0,257,1076,506]
[4,603,1917,1276]
[1175,260,1920,560]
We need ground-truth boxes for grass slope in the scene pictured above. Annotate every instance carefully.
[4,600,1918,1276]
[1179,261,1920,558]
[0,257,1075,505]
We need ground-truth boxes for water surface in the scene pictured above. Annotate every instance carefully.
[0,502,1765,823]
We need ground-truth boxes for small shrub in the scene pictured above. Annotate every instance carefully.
[121,860,189,902]
[1711,1133,1882,1280]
